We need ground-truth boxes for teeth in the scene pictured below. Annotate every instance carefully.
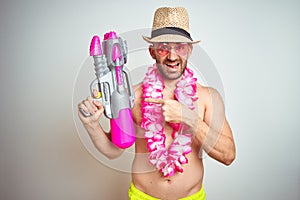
[166,64,178,68]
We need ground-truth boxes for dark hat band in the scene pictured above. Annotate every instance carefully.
[151,27,193,41]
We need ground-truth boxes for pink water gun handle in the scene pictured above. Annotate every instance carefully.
[110,108,135,148]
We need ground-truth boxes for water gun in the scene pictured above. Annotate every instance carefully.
[80,31,135,148]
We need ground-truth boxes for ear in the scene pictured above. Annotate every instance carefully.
[148,45,156,59]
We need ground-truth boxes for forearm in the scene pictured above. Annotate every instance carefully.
[83,122,124,159]
[194,121,235,165]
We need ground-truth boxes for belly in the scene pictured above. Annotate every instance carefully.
[132,141,204,199]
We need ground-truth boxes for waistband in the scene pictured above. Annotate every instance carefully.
[128,182,206,200]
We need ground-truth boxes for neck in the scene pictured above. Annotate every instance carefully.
[162,77,181,90]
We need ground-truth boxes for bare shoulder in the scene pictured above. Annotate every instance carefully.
[196,83,224,107]
[196,83,226,126]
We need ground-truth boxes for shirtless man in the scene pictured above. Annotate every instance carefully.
[78,7,236,200]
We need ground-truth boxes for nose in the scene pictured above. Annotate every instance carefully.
[167,48,178,61]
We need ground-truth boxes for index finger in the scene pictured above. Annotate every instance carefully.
[144,98,165,104]
[93,89,101,98]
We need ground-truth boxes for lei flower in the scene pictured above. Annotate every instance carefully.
[141,64,198,177]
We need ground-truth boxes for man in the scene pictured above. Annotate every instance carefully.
[78,7,236,200]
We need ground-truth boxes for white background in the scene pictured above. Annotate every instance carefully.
[0,0,299,199]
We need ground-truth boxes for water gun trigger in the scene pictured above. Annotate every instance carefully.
[95,91,102,98]
[90,79,102,100]
[92,89,102,99]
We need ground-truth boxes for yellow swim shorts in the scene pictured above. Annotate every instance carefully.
[128,182,206,200]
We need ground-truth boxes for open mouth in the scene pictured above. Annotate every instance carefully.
[166,63,180,69]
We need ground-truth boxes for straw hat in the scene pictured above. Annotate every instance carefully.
[143,7,200,44]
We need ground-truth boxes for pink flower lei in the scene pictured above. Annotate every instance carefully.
[141,64,198,177]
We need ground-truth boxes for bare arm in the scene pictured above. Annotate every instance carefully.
[193,87,236,165]
[78,96,124,159]
[144,86,236,165]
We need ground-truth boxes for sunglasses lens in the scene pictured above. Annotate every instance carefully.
[175,44,189,55]
[155,43,189,56]
[156,44,169,56]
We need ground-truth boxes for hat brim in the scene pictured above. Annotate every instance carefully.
[142,34,200,44]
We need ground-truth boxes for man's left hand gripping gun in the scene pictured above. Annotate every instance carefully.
[80,31,135,148]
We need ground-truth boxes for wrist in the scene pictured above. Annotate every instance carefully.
[83,120,101,131]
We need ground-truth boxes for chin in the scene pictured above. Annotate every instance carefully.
[160,71,184,80]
